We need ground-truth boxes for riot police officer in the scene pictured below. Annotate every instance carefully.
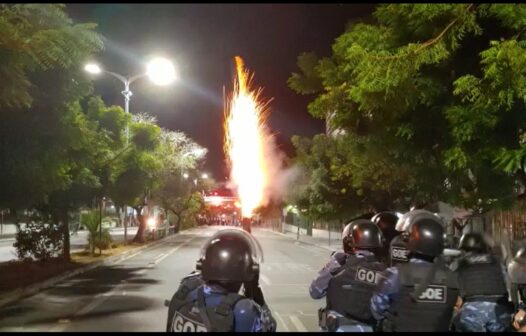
[509,248,526,332]
[371,211,400,264]
[450,232,512,331]
[370,217,460,332]
[389,209,440,267]
[166,229,276,332]
[311,220,387,332]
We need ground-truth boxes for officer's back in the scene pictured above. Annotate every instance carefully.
[371,217,459,332]
[450,233,512,332]
[315,220,387,332]
[166,229,276,332]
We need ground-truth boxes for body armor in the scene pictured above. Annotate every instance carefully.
[382,262,459,332]
[457,253,508,300]
[326,254,387,324]
[166,277,244,332]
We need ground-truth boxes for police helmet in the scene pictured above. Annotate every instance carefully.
[508,247,526,284]
[458,232,489,253]
[395,209,441,233]
[407,217,445,257]
[196,229,263,282]
[342,219,384,252]
[371,211,400,243]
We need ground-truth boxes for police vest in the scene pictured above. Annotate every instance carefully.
[166,276,244,332]
[382,262,459,332]
[389,235,410,267]
[457,253,508,299]
[326,254,387,323]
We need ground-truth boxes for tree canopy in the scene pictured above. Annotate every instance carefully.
[0,4,207,256]
[289,4,526,218]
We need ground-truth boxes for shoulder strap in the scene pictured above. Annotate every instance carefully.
[196,286,213,332]
[175,277,203,300]
[215,292,244,317]
[363,254,378,263]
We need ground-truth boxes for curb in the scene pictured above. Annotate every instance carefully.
[260,228,338,252]
[0,230,190,309]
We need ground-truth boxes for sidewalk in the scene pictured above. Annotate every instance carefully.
[266,227,342,252]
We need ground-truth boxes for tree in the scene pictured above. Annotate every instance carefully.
[289,4,526,213]
[288,135,375,222]
[153,130,210,231]
[0,4,104,260]
[108,115,163,243]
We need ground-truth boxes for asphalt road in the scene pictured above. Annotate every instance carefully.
[0,226,333,332]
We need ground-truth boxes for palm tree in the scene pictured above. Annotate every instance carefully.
[81,210,100,256]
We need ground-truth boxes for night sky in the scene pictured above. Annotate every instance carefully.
[66,4,375,180]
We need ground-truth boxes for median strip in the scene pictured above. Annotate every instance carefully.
[0,228,200,309]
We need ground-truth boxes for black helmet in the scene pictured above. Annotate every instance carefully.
[196,229,262,282]
[342,219,384,252]
[407,217,444,257]
[508,248,526,284]
[458,232,489,253]
[371,211,400,244]
[395,209,441,232]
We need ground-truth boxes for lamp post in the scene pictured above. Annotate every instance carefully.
[85,57,177,242]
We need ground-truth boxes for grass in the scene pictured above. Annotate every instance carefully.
[0,258,82,294]
[71,242,144,264]
[0,241,146,294]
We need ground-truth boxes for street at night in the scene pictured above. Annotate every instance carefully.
[2,3,526,333]
[0,227,328,332]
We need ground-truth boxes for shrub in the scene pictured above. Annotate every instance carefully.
[88,228,113,251]
[14,221,64,261]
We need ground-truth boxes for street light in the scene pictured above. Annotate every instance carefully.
[84,56,178,136]
[84,63,101,74]
[147,58,177,86]
[201,173,209,179]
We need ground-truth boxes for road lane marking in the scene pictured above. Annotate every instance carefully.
[261,283,310,286]
[274,311,289,332]
[135,268,148,275]
[260,274,271,286]
[117,250,143,263]
[153,238,195,265]
[52,236,195,331]
[289,314,308,332]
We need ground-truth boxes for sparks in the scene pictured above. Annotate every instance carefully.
[224,56,272,218]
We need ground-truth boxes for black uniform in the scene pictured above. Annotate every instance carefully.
[315,219,387,332]
[371,217,460,332]
[165,229,276,332]
[380,261,459,332]
[326,252,387,327]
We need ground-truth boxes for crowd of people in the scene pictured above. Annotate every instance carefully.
[163,209,526,332]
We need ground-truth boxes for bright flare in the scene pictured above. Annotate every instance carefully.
[224,56,270,218]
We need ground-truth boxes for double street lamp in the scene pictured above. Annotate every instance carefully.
[84,57,178,142]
